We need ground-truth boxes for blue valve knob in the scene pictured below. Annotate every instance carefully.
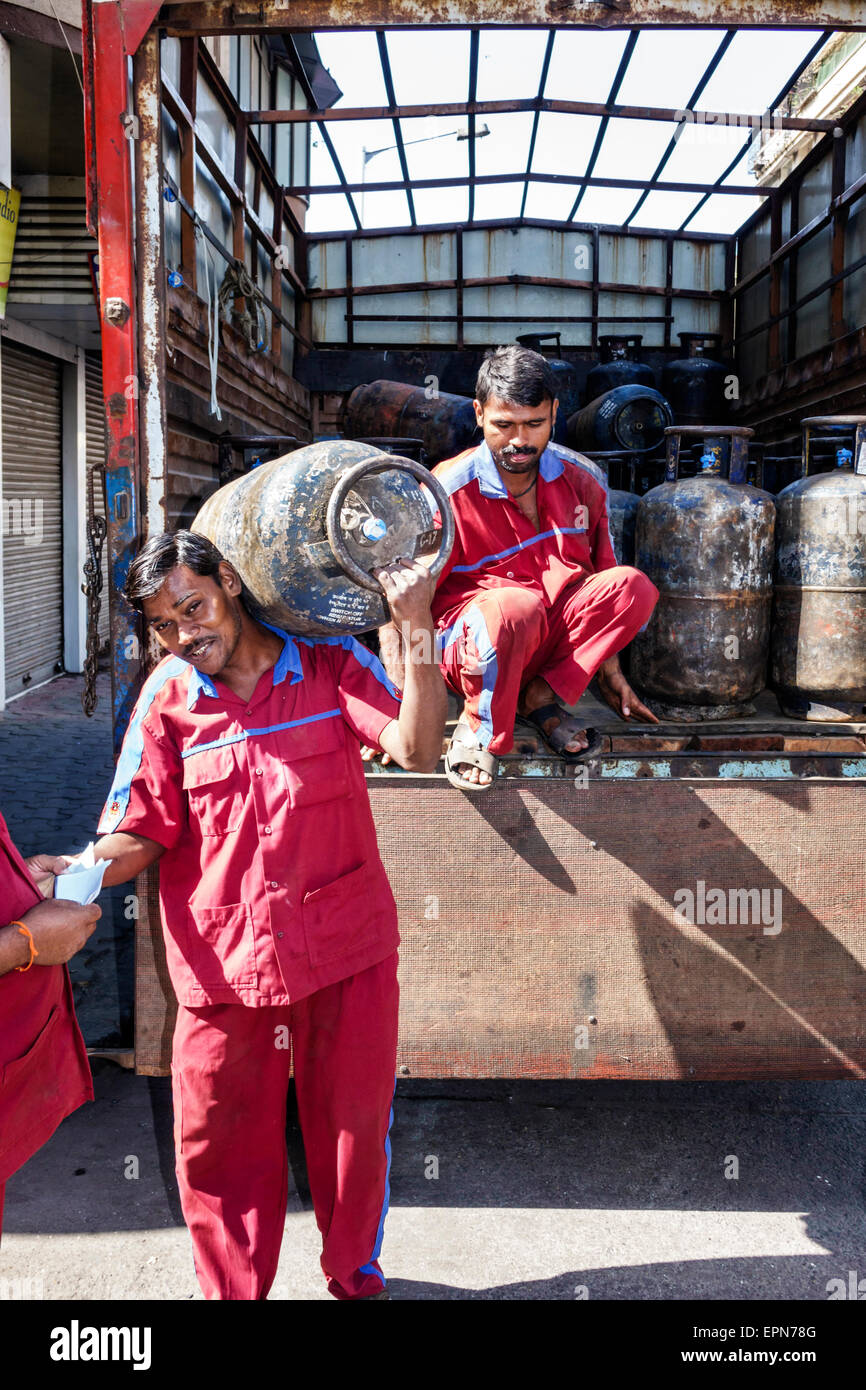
[836,447,853,468]
[361,517,388,542]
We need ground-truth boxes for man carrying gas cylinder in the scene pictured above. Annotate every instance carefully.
[376,345,661,789]
[80,529,445,1300]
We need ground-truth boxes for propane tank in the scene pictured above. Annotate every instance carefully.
[771,416,866,720]
[341,379,568,463]
[567,385,673,454]
[352,436,427,463]
[515,331,581,419]
[582,450,644,564]
[341,381,480,466]
[193,439,455,637]
[662,332,730,426]
[584,335,655,405]
[630,426,776,720]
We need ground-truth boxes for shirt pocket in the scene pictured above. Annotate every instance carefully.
[0,1005,64,1154]
[182,744,246,836]
[186,901,258,989]
[301,859,380,967]
[270,712,352,811]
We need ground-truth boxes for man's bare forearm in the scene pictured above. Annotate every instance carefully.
[390,619,447,771]
[91,832,165,886]
[0,922,31,975]
[377,621,406,689]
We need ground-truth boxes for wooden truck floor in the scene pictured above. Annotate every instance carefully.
[135,690,866,1080]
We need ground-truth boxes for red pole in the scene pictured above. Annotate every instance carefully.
[81,0,161,750]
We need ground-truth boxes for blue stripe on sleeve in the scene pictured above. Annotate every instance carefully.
[101,658,187,831]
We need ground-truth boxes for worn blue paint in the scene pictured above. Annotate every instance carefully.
[599,759,672,779]
[105,465,141,756]
[841,759,866,777]
[717,759,797,779]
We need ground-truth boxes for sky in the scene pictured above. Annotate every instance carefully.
[303,27,830,236]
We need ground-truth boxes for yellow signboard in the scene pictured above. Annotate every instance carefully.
[0,186,21,320]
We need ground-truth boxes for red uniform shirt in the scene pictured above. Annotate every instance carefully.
[0,812,92,1186]
[98,628,402,1008]
[430,440,618,630]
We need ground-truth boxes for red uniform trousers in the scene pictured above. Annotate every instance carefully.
[439,565,658,754]
[171,951,399,1300]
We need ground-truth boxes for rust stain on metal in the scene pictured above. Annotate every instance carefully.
[107,391,128,419]
[161,2,866,34]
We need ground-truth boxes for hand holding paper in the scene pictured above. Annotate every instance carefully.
[54,842,109,906]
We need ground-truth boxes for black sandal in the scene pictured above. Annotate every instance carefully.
[522,703,604,763]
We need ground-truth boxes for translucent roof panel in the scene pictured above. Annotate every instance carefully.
[472,181,526,223]
[616,29,730,110]
[306,25,840,235]
[323,118,400,193]
[304,194,357,235]
[411,183,469,226]
[523,182,582,223]
[399,116,470,182]
[475,29,552,102]
[592,118,681,182]
[384,29,470,106]
[314,31,390,107]
[544,30,631,105]
[531,113,601,177]
[474,112,534,177]
[629,190,705,232]
[661,120,752,187]
[685,191,767,236]
[571,186,646,228]
[354,188,412,231]
[694,30,827,116]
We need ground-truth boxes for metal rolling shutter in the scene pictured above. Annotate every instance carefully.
[84,352,110,648]
[1,341,64,693]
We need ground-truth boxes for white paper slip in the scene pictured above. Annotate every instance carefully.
[54,842,109,906]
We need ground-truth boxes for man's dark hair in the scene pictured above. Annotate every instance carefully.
[124,529,264,618]
[475,345,558,408]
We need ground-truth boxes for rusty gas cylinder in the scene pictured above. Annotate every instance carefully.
[567,385,673,454]
[630,426,776,720]
[341,380,480,466]
[193,439,454,637]
[771,416,866,720]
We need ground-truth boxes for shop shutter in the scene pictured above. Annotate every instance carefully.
[1,340,64,693]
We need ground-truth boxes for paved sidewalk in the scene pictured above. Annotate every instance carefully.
[1,1066,864,1300]
[0,672,133,1046]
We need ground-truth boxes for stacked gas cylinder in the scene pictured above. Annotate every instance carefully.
[629,415,866,722]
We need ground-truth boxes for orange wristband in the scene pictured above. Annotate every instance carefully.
[11,922,39,972]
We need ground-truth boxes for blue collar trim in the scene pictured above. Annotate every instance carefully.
[473,440,564,496]
[186,621,304,709]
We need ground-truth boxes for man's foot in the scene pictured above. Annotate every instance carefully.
[518,677,590,755]
[522,704,603,762]
[444,716,498,791]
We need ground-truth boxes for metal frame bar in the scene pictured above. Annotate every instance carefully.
[291,170,765,198]
[467,28,479,223]
[518,28,554,221]
[307,272,722,301]
[568,30,639,222]
[161,2,866,32]
[376,29,415,226]
[246,95,840,134]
